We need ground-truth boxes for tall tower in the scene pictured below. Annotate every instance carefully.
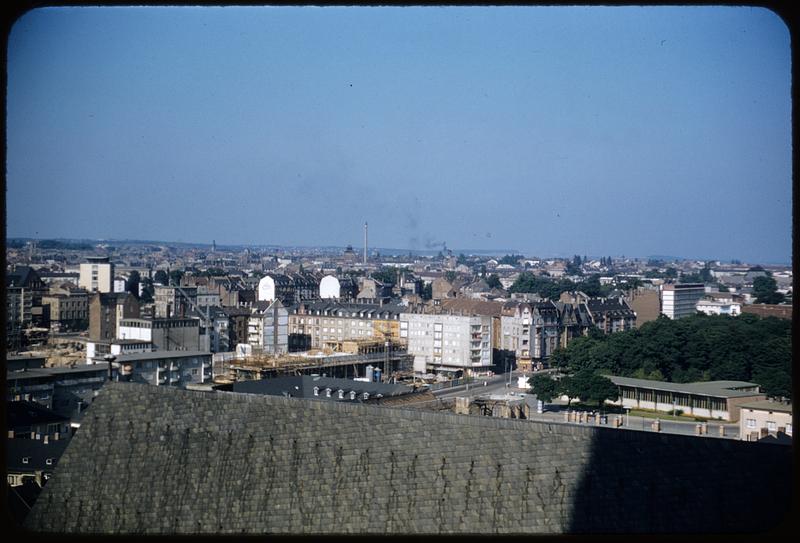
[363,222,368,264]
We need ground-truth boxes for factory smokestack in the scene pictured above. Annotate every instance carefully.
[363,222,368,264]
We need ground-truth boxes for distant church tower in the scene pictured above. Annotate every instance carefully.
[212,240,216,252]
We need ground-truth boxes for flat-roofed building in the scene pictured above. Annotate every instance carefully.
[118,317,202,352]
[79,256,115,293]
[696,299,741,316]
[660,283,705,319]
[90,350,212,389]
[608,376,765,421]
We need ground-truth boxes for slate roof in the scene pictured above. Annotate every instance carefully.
[439,298,505,317]
[24,382,792,534]
[7,438,70,473]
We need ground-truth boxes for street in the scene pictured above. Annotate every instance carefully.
[432,371,741,440]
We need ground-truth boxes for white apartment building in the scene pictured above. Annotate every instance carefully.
[247,300,289,355]
[79,256,115,294]
[399,313,492,375]
[696,299,741,316]
[660,283,705,319]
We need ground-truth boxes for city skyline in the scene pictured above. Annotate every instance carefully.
[6,6,792,263]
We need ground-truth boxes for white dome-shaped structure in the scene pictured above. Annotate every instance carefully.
[257,275,276,302]
[319,275,341,299]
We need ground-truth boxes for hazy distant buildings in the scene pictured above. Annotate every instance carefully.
[79,256,115,293]
[660,283,705,319]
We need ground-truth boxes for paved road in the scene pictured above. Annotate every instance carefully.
[433,372,740,440]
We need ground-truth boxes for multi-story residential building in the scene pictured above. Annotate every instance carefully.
[224,307,251,348]
[626,286,661,327]
[154,285,197,318]
[88,292,140,342]
[356,278,393,304]
[6,267,47,349]
[585,297,637,334]
[79,256,115,293]
[529,301,562,362]
[696,299,742,316]
[41,285,89,333]
[400,312,493,375]
[247,300,289,355]
[257,272,321,305]
[118,317,202,351]
[92,350,213,388]
[288,301,405,351]
[739,400,792,443]
[660,283,705,319]
[7,364,109,420]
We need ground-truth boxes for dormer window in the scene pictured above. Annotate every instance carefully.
[326,388,332,398]
[350,391,356,400]
[362,393,369,400]
[46,458,53,466]
[338,390,344,399]
[22,457,30,465]
[313,386,319,396]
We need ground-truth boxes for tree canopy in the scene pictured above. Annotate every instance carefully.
[752,276,785,304]
[486,274,502,289]
[550,313,791,399]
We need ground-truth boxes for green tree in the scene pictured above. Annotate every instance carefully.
[153,270,168,285]
[486,274,502,289]
[421,283,433,300]
[139,278,154,303]
[563,370,619,408]
[529,374,560,403]
[169,269,184,286]
[126,270,141,299]
[444,270,458,283]
[752,276,785,304]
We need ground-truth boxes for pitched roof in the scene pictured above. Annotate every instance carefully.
[608,376,763,398]
[24,382,792,534]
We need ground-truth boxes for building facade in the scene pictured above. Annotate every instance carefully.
[118,317,202,351]
[88,292,140,342]
[660,283,705,319]
[79,256,115,293]
[400,312,493,375]
[739,400,792,442]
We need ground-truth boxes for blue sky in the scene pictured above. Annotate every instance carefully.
[6,6,792,263]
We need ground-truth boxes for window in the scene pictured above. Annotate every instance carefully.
[313,387,319,396]
[326,388,331,398]
[22,457,29,465]
[767,421,777,431]
[338,390,344,399]
[350,391,356,400]
[363,392,369,400]
[746,419,756,429]
[46,458,53,466]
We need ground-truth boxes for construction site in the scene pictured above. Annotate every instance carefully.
[216,337,414,384]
